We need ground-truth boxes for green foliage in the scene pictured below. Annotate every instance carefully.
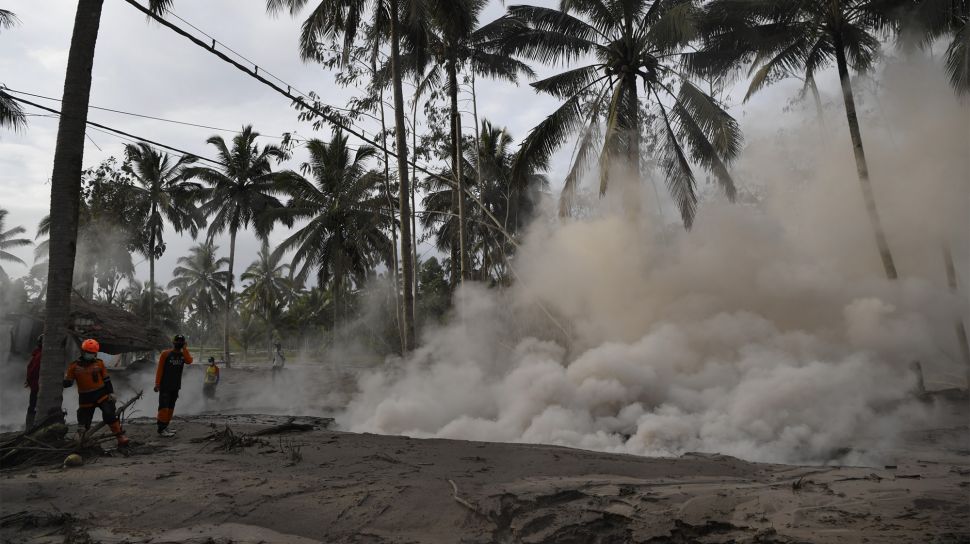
[416,256,450,325]
[123,143,205,260]
[0,208,31,286]
[168,241,230,329]
[422,120,547,285]
[273,130,393,291]
[32,157,147,301]
[500,0,742,227]
[186,125,294,242]
[240,240,294,338]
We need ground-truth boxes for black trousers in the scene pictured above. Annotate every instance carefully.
[77,398,118,429]
[157,389,179,431]
[26,389,38,427]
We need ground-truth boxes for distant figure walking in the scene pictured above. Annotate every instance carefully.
[154,334,193,437]
[24,335,42,429]
[203,357,220,400]
[271,342,285,381]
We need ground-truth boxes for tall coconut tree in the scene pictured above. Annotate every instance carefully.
[124,142,204,326]
[422,120,547,283]
[168,241,229,357]
[689,0,911,278]
[240,241,293,356]
[184,126,292,367]
[0,209,31,285]
[393,0,535,282]
[273,131,393,330]
[499,0,743,228]
[35,0,173,432]
[267,0,417,351]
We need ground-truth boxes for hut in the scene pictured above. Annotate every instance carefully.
[3,296,169,368]
[68,296,169,353]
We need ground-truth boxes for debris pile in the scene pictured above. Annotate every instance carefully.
[0,392,142,469]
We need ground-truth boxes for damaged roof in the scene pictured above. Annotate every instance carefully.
[68,296,169,354]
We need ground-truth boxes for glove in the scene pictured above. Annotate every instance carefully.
[153,385,159,392]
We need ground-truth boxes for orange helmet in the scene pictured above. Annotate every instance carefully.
[80,339,100,354]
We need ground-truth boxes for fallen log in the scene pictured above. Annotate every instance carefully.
[74,390,143,449]
[249,417,316,437]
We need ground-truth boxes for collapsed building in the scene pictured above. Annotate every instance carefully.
[2,295,168,368]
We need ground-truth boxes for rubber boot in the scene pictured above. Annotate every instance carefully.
[110,421,130,447]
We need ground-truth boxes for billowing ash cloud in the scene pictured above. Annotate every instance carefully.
[339,55,969,466]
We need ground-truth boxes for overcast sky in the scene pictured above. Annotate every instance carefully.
[0,0,798,288]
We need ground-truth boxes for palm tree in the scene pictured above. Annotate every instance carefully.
[689,0,909,279]
[0,10,26,132]
[118,279,180,333]
[240,241,293,357]
[267,0,417,351]
[124,142,203,326]
[273,132,393,329]
[498,0,742,227]
[168,241,229,357]
[422,120,547,283]
[907,0,969,94]
[0,209,31,285]
[184,126,292,367]
[36,0,173,432]
[396,0,535,282]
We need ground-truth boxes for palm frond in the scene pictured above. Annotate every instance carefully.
[945,20,970,94]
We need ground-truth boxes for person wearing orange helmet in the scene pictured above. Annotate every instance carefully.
[154,334,193,437]
[62,338,130,447]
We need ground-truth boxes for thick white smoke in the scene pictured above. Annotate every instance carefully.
[339,55,969,465]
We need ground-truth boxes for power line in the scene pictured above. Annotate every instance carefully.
[124,0,518,249]
[4,92,222,166]
[4,87,289,138]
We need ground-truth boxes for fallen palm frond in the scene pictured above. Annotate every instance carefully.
[0,391,142,470]
[192,417,318,453]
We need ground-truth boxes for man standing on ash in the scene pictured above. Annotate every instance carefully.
[154,334,193,437]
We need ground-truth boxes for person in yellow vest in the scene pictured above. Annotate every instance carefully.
[203,357,220,399]
[154,334,193,437]
[62,339,130,447]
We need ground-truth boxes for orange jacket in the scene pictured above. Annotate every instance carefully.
[65,359,109,393]
[155,348,193,390]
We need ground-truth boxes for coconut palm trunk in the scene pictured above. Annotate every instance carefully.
[448,58,469,282]
[375,56,404,350]
[390,0,416,352]
[624,73,640,181]
[410,87,420,311]
[834,38,898,280]
[943,244,970,389]
[36,0,104,421]
[148,209,156,326]
[223,225,237,367]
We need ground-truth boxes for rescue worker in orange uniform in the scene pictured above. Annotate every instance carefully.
[62,339,130,447]
[154,334,192,437]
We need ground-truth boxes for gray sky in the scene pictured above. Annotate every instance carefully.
[0,0,797,288]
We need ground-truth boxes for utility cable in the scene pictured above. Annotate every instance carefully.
[4,92,221,165]
[122,0,517,248]
[123,0,574,340]
[4,87,288,138]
